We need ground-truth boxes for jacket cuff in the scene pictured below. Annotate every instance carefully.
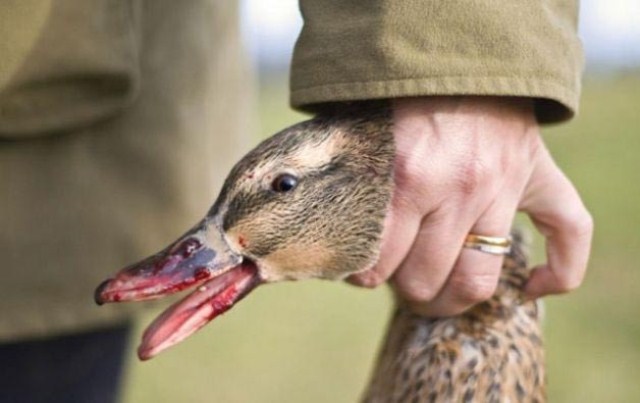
[290,0,583,124]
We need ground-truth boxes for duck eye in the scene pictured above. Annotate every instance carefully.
[271,174,298,193]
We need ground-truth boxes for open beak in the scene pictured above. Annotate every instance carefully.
[94,219,261,360]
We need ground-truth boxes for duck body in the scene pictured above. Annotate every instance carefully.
[363,231,545,403]
[95,102,545,401]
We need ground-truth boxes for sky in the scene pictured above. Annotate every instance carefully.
[240,0,640,73]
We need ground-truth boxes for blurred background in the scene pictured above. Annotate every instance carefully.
[123,1,640,401]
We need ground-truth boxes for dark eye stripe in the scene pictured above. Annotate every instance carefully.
[222,190,269,231]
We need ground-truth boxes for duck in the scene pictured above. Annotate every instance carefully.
[95,101,545,402]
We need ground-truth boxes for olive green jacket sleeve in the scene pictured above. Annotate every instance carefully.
[291,0,584,123]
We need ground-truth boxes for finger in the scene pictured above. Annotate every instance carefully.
[390,205,473,304]
[520,148,593,298]
[412,197,517,316]
[346,192,421,287]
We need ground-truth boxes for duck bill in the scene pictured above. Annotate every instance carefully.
[94,219,262,360]
[94,219,242,304]
[137,260,259,360]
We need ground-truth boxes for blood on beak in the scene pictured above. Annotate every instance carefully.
[94,219,262,359]
[95,219,242,304]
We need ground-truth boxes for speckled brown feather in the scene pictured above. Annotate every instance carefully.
[363,230,545,403]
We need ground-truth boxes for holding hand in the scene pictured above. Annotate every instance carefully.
[348,97,593,317]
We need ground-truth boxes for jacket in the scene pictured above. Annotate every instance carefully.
[0,0,582,340]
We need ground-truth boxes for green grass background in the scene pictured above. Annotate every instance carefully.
[123,75,640,402]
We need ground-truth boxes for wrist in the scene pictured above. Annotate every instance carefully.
[392,96,536,124]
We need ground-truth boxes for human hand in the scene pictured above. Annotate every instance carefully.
[348,97,593,317]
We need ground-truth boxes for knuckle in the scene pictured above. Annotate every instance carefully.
[555,272,584,293]
[392,157,432,211]
[394,152,425,189]
[397,280,439,302]
[577,211,594,235]
[393,157,414,186]
[563,209,594,239]
[355,272,385,289]
[448,273,498,304]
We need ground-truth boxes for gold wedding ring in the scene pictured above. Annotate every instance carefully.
[463,234,512,255]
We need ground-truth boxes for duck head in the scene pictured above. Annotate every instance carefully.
[95,103,394,360]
